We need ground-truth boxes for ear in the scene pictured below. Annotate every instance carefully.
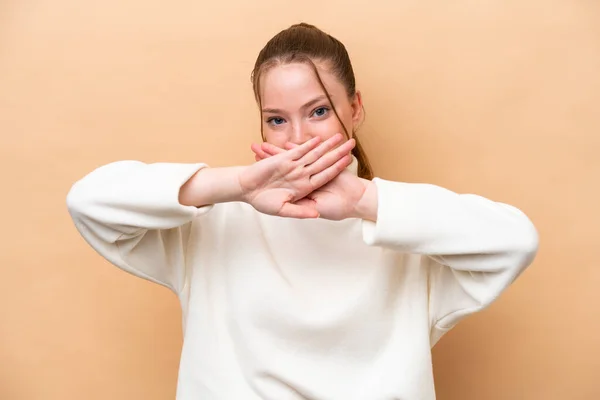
[351,90,364,130]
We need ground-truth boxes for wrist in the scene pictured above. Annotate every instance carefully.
[228,166,248,203]
[353,179,378,221]
[235,165,254,204]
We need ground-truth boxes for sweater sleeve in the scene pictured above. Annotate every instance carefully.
[66,160,213,294]
[361,178,539,346]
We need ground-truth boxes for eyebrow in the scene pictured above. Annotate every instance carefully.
[261,94,331,114]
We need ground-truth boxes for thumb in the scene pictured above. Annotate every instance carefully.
[294,197,316,209]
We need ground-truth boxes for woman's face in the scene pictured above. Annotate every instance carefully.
[259,62,363,149]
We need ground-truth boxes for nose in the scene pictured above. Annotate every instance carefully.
[289,121,313,145]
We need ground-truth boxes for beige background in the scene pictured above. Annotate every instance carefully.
[1,0,599,399]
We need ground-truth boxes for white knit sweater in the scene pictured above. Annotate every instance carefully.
[67,158,538,400]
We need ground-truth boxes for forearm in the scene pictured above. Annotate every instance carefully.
[67,160,208,239]
[360,178,539,261]
[179,166,247,207]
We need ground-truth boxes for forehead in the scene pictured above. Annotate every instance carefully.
[259,62,344,108]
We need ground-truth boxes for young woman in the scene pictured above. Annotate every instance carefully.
[67,23,539,400]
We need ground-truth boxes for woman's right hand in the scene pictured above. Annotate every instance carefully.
[241,133,355,218]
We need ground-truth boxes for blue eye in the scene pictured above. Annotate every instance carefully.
[267,117,285,126]
[312,107,329,117]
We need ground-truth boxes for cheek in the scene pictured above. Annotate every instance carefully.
[263,127,287,147]
[314,109,353,139]
[311,119,343,141]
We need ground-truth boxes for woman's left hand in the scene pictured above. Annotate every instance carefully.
[252,141,372,221]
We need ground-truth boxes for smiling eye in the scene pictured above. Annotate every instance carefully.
[312,107,329,117]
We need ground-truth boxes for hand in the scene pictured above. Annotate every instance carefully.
[240,133,356,219]
[253,140,372,221]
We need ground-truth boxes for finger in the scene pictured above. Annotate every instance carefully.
[260,142,286,156]
[251,143,271,160]
[250,143,264,156]
[279,202,319,219]
[284,142,298,150]
[255,154,261,162]
[299,133,344,165]
[310,154,353,188]
[306,138,355,175]
[287,136,322,161]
